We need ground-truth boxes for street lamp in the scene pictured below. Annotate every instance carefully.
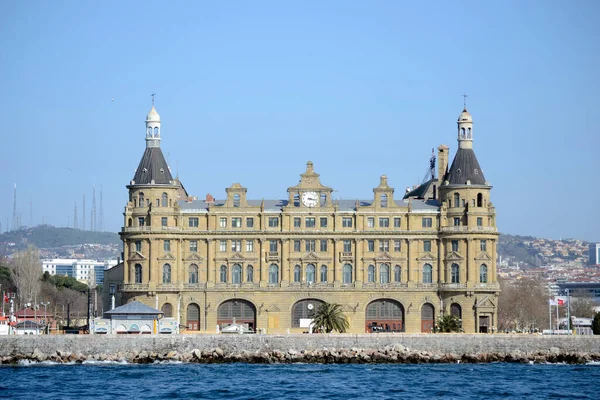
[41,302,50,334]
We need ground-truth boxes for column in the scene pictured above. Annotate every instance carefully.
[333,239,340,286]
[207,239,215,286]
[259,239,267,287]
[438,239,444,284]
[466,238,472,283]
[406,239,412,282]
[281,239,290,285]
[354,238,363,285]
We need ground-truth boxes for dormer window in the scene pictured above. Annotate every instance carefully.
[380,194,388,208]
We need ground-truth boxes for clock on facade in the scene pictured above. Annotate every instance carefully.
[301,191,319,207]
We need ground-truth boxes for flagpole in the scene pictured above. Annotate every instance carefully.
[548,293,552,332]
[556,301,559,331]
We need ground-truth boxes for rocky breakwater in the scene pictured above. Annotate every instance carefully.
[3,344,600,365]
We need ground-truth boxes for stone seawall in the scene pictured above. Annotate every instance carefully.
[1,334,599,364]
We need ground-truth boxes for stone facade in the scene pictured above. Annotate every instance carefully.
[105,105,499,334]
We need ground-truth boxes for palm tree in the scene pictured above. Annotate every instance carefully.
[434,314,462,333]
[311,302,349,333]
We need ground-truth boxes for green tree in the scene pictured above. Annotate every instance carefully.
[434,314,462,333]
[592,312,600,335]
[311,302,349,333]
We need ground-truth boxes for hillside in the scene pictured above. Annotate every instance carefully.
[0,225,120,249]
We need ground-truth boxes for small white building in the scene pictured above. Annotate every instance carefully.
[42,258,119,285]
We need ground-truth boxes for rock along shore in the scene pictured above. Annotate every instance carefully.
[1,334,599,365]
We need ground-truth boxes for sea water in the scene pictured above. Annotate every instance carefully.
[1,362,598,399]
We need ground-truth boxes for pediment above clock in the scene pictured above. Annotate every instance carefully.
[475,252,493,261]
[446,251,464,261]
[157,253,176,261]
[416,252,437,262]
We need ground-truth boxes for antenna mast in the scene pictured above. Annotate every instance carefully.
[12,184,17,231]
[91,185,96,232]
[99,185,103,232]
[74,202,78,229]
[82,194,86,230]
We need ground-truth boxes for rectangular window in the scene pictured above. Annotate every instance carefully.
[246,217,254,228]
[452,240,459,252]
[135,240,142,252]
[190,240,198,252]
[246,240,254,252]
[454,217,460,226]
[268,217,279,228]
[379,240,389,252]
[342,217,353,228]
[164,240,171,252]
[393,217,401,228]
[161,217,168,227]
[320,240,328,252]
[189,217,199,228]
[138,217,145,226]
[343,240,352,253]
[219,217,227,228]
[269,240,278,252]
[367,217,375,228]
[305,217,316,228]
[219,240,227,252]
[231,240,241,252]
[379,218,389,228]
[293,217,301,228]
[477,217,483,227]
[422,217,432,228]
[320,217,328,228]
[368,240,375,252]
[231,217,242,228]
[305,240,316,252]
[394,240,401,252]
[293,240,301,252]
[424,240,432,252]
[480,240,487,252]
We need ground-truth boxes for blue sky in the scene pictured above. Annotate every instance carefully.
[1,1,598,241]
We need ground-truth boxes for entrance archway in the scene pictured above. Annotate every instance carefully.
[421,303,435,333]
[365,299,404,332]
[291,299,325,329]
[187,303,200,331]
[217,299,256,331]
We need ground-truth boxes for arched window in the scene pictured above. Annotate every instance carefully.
[380,264,390,284]
[189,264,198,284]
[306,264,316,283]
[453,193,460,208]
[343,264,352,284]
[154,126,159,137]
[380,194,388,208]
[161,192,168,207]
[480,264,488,283]
[187,304,200,331]
[460,127,465,138]
[467,127,472,138]
[451,263,460,283]
[293,194,300,207]
[232,264,242,284]
[291,299,325,327]
[450,303,462,319]
[421,303,435,333]
[161,303,173,318]
[293,265,301,282]
[477,193,483,207]
[162,264,171,283]
[246,265,254,282]
[320,193,327,206]
[233,194,240,207]
[139,192,145,207]
[423,264,433,284]
[320,265,328,282]
[220,265,227,283]
[128,218,132,227]
[368,265,375,283]
[147,127,152,137]
[394,265,401,283]
[269,264,279,284]
[134,264,142,283]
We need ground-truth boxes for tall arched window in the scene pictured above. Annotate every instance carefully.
[380,264,390,284]
[450,303,462,319]
[233,194,240,207]
[320,265,328,282]
[161,303,173,318]
[394,265,401,282]
[423,264,433,284]
[246,265,254,282]
[460,127,465,138]
[293,194,300,207]
[154,127,159,137]
[269,264,279,284]
[306,264,316,283]
[368,265,375,283]
[220,265,227,283]
[147,127,152,137]
[139,192,145,207]
[477,193,483,207]
[380,194,388,208]
[232,264,242,284]
[161,192,168,207]
[480,264,488,283]
[453,193,460,208]
[451,263,460,283]
[162,264,171,283]
[134,264,142,283]
[467,127,472,138]
[293,265,301,282]
[189,264,198,284]
[343,264,352,284]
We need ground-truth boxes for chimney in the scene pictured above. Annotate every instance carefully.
[437,145,449,185]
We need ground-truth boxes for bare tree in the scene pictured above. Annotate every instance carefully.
[567,289,598,319]
[498,277,549,332]
[10,245,41,307]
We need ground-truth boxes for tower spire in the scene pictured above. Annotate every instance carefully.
[462,93,468,109]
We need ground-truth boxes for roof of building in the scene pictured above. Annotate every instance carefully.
[105,301,163,316]
[146,106,160,122]
[132,147,174,185]
[444,148,486,185]
[403,179,435,199]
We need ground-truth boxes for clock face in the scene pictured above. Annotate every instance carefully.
[301,191,319,207]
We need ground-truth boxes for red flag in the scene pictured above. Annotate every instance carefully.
[557,299,564,306]
[3,294,8,303]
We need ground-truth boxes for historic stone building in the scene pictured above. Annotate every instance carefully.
[104,103,499,334]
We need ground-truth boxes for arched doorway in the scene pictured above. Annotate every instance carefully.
[217,299,256,331]
[291,299,325,329]
[421,303,435,333]
[365,299,404,332]
[187,303,200,331]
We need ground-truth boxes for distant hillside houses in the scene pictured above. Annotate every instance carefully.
[42,259,119,285]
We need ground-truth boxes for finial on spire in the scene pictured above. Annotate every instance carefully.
[152,93,156,106]
[462,93,468,109]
